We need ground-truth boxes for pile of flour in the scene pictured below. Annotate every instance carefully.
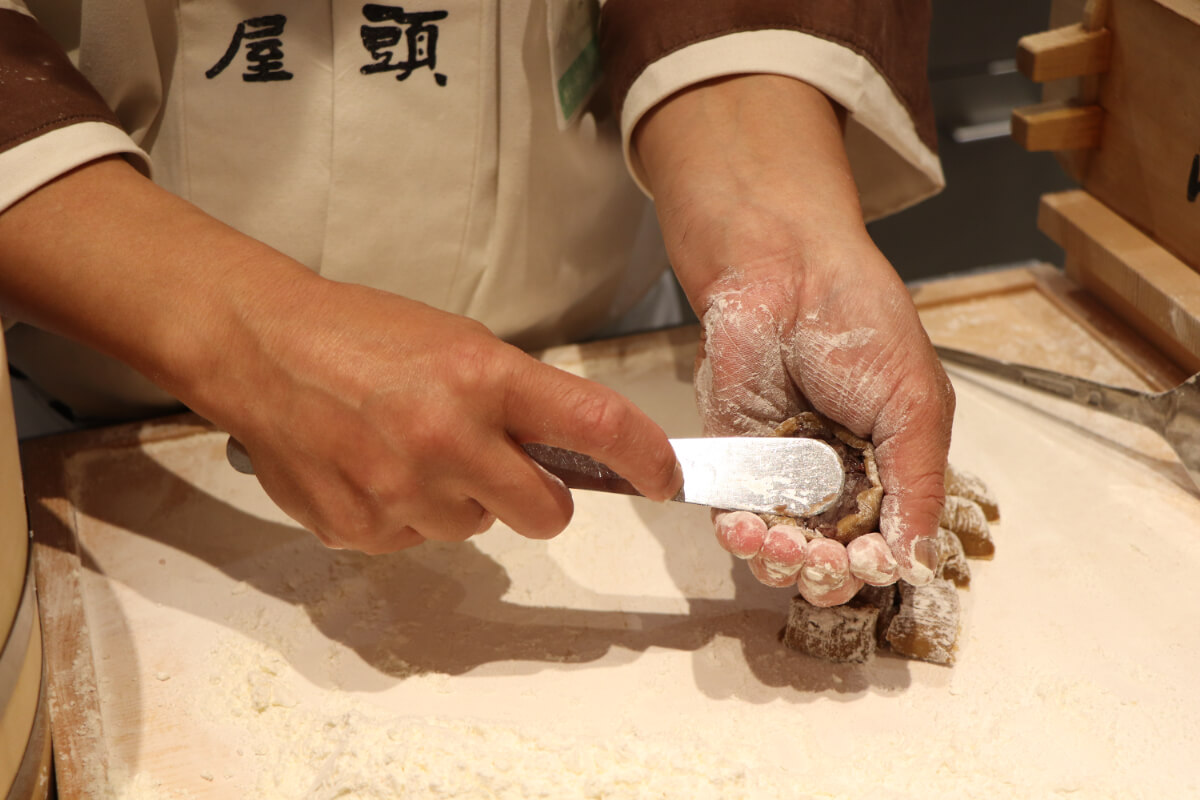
[180,635,792,800]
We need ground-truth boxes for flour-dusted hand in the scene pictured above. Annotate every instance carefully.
[634,75,954,606]
[697,264,953,604]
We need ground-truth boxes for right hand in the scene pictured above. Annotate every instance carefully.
[0,157,681,556]
[204,276,683,554]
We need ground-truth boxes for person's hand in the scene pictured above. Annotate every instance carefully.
[211,277,683,553]
[634,75,954,606]
[692,255,953,605]
[0,157,682,554]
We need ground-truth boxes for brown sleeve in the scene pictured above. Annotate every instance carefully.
[0,9,123,153]
[598,0,937,153]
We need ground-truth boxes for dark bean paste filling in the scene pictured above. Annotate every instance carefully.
[801,431,871,538]
[770,412,878,543]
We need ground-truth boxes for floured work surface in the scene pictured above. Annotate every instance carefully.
[27,267,1200,798]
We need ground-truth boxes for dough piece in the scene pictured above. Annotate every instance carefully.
[760,412,883,545]
[940,495,995,558]
[885,579,961,666]
[945,463,1000,521]
[854,583,899,646]
[783,590,884,664]
[756,427,996,667]
[936,526,971,587]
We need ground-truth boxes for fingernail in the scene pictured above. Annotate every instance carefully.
[669,461,684,498]
[909,538,939,584]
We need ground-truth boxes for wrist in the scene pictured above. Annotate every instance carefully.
[632,75,873,306]
[160,245,323,426]
[634,74,861,218]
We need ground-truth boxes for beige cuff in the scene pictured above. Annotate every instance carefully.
[620,30,945,222]
[0,121,151,214]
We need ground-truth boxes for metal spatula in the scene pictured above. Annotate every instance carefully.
[227,435,847,518]
[935,345,1200,490]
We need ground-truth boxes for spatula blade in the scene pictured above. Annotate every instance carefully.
[672,437,844,517]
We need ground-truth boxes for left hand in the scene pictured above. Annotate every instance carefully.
[634,75,955,607]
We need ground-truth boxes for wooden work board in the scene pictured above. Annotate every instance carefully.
[25,265,1200,799]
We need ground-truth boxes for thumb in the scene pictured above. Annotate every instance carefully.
[872,373,955,584]
[504,358,683,502]
[693,288,798,437]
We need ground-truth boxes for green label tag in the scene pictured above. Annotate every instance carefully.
[547,0,601,129]
[558,38,599,122]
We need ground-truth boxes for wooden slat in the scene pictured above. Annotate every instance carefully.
[1,337,29,661]
[1039,189,1200,373]
[1017,24,1112,82]
[22,415,216,800]
[1083,0,1113,28]
[22,433,113,800]
[1011,101,1104,151]
[23,444,108,799]
[1047,0,1200,271]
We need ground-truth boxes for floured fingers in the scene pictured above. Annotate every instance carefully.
[846,532,898,586]
[713,509,768,559]
[748,524,809,587]
[798,538,863,607]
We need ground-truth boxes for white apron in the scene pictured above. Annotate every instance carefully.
[10,0,668,416]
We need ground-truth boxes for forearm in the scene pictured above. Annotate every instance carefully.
[0,156,318,412]
[632,74,868,304]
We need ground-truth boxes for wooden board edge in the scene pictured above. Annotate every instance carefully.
[910,262,1186,390]
[1038,190,1200,374]
[21,437,107,799]
[1028,264,1189,389]
[19,412,212,799]
[909,266,1040,309]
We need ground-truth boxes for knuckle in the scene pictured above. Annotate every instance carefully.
[392,417,475,476]
[940,371,958,417]
[400,421,453,460]
[444,337,505,396]
[569,390,631,448]
[346,457,422,508]
[517,499,572,540]
[413,499,496,543]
